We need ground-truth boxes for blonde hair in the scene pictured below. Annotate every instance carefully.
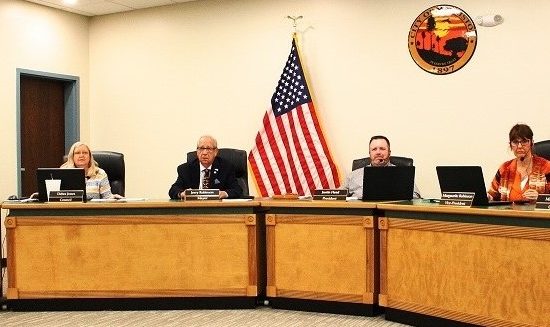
[61,141,99,178]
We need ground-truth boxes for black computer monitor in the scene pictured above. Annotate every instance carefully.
[36,168,86,202]
[362,166,415,201]
[436,166,506,206]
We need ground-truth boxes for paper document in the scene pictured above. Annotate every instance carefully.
[89,198,147,203]
[121,198,147,202]
[4,198,39,203]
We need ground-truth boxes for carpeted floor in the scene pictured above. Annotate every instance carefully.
[1,307,411,327]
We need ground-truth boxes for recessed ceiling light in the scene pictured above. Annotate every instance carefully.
[63,0,78,5]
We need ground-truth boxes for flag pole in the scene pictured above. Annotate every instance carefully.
[248,16,342,196]
[286,16,343,188]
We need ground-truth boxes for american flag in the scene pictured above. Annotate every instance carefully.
[248,37,340,196]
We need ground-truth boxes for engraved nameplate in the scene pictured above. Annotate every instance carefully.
[48,190,84,202]
[535,194,550,210]
[439,192,474,207]
[184,189,220,201]
[313,189,347,201]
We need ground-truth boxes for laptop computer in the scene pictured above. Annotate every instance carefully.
[436,166,511,206]
[36,168,87,202]
[362,166,415,201]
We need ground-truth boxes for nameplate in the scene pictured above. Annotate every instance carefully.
[439,192,474,207]
[313,189,347,201]
[48,190,84,202]
[535,194,550,210]
[184,189,220,201]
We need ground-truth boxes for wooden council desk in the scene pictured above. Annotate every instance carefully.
[259,200,379,316]
[377,201,550,327]
[6,198,547,324]
[2,200,264,310]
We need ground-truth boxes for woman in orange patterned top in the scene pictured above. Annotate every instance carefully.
[488,124,550,202]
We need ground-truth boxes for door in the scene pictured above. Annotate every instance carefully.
[20,75,66,196]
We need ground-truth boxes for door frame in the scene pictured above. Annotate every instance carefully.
[16,68,80,196]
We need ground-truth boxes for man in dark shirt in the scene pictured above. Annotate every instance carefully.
[168,135,242,199]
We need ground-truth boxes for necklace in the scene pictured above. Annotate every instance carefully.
[517,157,532,179]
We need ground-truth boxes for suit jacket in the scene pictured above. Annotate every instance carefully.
[168,156,243,199]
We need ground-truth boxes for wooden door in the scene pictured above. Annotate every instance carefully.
[20,75,66,196]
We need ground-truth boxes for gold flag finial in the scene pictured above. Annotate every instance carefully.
[286,15,303,32]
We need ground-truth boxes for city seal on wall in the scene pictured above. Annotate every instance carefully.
[408,5,477,75]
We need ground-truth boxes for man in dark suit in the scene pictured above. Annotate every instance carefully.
[169,135,243,199]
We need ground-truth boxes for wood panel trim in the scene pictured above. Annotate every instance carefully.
[247,223,258,295]
[388,299,538,327]
[276,289,364,303]
[265,213,373,301]
[378,202,550,220]
[9,215,247,226]
[387,218,550,241]
[244,214,256,225]
[379,294,388,307]
[1,200,260,210]
[266,286,277,297]
[15,288,250,299]
[7,227,17,288]
[7,288,19,299]
[378,217,388,230]
[266,214,276,226]
[266,217,276,296]
[246,286,257,296]
[362,292,375,304]
[363,216,374,228]
[5,216,16,228]
[259,200,376,209]
[271,214,368,225]
[378,217,388,305]
[365,227,375,296]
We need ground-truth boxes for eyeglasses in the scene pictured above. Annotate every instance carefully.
[510,139,531,147]
[197,147,217,153]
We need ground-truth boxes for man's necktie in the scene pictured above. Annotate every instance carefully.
[202,169,210,189]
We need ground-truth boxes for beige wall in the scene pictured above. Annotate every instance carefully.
[0,0,89,194]
[0,0,89,241]
[89,0,550,199]
[2,0,550,201]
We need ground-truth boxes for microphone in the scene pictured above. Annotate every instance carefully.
[520,156,525,162]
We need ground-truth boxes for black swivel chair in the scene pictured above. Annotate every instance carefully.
[351,156,413,170]
[92,151,125,196]
[187,148,249,196]
[534,140,550,161]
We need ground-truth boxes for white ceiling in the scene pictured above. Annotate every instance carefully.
[24,0,197,16]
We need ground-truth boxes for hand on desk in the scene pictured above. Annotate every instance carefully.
[522,189,539,202]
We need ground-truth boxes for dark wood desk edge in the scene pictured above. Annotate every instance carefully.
[1,199,377,211]
[1,199,260,210]
[258,199,377,209]
[4,199,548,222]
[378,201,550,220]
